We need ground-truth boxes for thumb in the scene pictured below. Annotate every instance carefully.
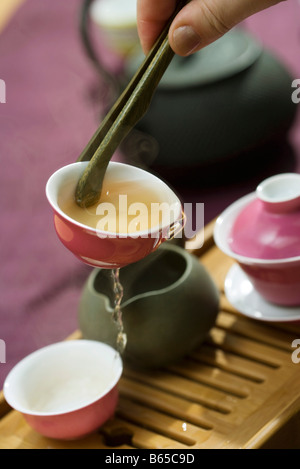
[169,0,284,56]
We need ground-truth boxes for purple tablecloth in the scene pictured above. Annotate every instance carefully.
[0,0,299,388]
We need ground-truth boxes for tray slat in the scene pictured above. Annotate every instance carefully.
[117,397,210,447]
[193,344,273,383]
[123,367,235,414]
[217,306,300,352]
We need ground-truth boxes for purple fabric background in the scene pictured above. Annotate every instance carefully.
[0,0,299,388]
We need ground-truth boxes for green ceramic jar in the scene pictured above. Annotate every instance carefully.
[78,243,219,368]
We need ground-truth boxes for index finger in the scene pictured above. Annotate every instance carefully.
[137,0,177,54]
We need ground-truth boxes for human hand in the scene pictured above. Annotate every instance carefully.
[137,0,285,56]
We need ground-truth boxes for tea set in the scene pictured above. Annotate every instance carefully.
[5,160,300,440]
[5,161,221,439]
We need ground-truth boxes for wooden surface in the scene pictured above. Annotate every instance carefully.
[0,0,25,33]
[1,219,300,449]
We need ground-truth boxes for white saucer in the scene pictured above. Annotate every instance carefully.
[225,264,300,322]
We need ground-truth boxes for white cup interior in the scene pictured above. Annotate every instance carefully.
[4,341,122,416]
[256,173,300,203]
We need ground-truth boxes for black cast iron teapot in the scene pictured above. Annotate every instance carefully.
[80,0,297,182]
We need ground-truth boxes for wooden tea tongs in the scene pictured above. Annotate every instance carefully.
[75,0,187,208]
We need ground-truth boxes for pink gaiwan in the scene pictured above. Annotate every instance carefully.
[230,173,300,260]
[214,173,300,306]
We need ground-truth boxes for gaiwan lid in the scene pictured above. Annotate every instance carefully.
[229,173,300,260]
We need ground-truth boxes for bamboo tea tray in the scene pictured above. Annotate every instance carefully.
[1,220,300,449]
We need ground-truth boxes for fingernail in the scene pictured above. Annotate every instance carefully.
[173,26,201,56]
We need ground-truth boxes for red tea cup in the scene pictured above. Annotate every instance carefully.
[46,161,183,269]
[3,340,123,440]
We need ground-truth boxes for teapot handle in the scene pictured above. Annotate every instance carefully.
[79,0,122,105]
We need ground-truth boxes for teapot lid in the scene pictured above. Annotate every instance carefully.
[229,173,300,260]
[127,28,262,89]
